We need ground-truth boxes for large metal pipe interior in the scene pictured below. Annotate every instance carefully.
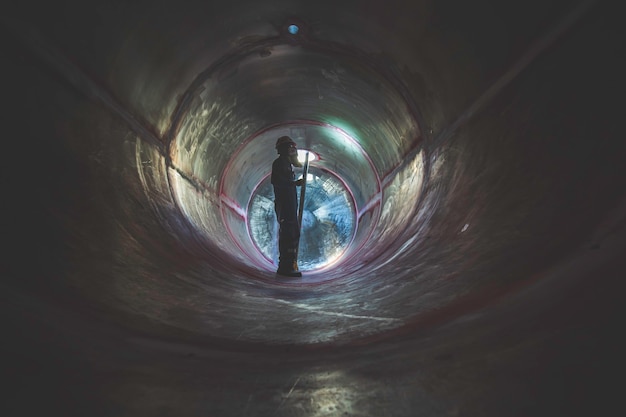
[4,0,625,416]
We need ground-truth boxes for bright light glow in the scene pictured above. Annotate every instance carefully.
[297,149,316,164]
[288,24,299,35]
[248,169,355,271]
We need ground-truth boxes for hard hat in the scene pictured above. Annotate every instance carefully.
[275,136,296,149]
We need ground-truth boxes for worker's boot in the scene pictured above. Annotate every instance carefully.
[276,251,302,278]
[290,259,302,277]
[276,262,302,277]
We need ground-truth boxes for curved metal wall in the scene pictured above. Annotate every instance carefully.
[3,0,626,416]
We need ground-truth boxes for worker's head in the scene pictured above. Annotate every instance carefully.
[275,136,302,166]
[275,136,296,153]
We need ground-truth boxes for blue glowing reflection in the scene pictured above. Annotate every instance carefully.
[248,167,356,271]
[287,24,299,35]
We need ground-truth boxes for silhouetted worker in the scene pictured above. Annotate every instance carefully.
[271,136,304,277]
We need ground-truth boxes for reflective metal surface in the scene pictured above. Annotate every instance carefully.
[3,0,626,416]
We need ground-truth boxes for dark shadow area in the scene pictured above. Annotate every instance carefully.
[2,0,625,416]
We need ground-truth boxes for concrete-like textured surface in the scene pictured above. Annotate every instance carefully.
[3,0,625,416]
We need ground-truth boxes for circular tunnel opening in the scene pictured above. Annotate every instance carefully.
[166,38,424,282]
[6,2,626,415]
[247,128,357,273]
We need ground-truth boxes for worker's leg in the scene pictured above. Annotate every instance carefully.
[277,220,301,277]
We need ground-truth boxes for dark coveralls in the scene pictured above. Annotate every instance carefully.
[271,154,300,271]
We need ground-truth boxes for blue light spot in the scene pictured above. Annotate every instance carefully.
[288,24,299,35]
